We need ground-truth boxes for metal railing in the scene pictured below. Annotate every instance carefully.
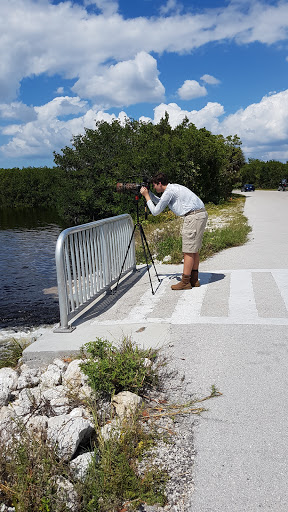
[54,214,135,332]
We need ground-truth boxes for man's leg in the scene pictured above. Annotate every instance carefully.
[183,252,196,275]
[171,252,196,290]
[192,252,199,271]
[183,252,200,287]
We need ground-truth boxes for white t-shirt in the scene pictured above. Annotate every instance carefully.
[147,183,205,216]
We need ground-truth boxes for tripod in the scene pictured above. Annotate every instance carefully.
[114,194,161,294]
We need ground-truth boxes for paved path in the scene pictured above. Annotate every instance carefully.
[185,190,288,511]
[23,190,288,511]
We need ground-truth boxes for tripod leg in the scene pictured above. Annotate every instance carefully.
[114,224,137,292]
[139,224,161,282]
[139,224,155,294]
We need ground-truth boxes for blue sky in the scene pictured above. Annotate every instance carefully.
[1,0,288,168]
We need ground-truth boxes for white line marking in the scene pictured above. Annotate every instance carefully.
[170,272,212,324]
[229,270,258,320]
[90,269,288,326]
[272,270,288,311]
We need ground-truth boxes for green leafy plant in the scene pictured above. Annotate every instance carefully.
[0,427,77,511]
[81,415,168,511]
[0,338,30,369]
[80,337,162,396]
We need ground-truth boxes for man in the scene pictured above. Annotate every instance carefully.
[140,173,208,290]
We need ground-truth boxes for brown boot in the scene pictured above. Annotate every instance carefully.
[171,274,192,290]
[190,269,200,287]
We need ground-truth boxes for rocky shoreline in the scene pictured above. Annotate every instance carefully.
[0,350,197,512]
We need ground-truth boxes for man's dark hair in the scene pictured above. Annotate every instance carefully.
[152,172,169,186]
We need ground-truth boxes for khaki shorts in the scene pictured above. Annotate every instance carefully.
[182,210,208,253]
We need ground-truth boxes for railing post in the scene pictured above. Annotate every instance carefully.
[53,215,135,332]
[54,231,76,332]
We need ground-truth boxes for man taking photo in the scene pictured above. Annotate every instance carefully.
[140,173,208,290]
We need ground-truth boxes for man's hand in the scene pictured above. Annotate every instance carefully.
[140,186,150,201]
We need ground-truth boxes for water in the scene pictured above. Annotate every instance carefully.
[0,208,66,334]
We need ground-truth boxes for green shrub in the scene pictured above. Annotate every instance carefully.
[81,416,168,511]
[0,427,77,511]
[0,338,30,369]
[80,337,162,397]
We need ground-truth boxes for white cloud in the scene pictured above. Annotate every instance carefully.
[1,0,288,105]
[159,0,183,16]
[34,96,88,121]
[153,102,224,132]
[2,90,288,162]
[83,0,119,16]
[72,52,165,106]
[1,96,92,157]
[152,90,288,161]
[56,87,64,94]
[177,80,207,100]
[201,74,221,85]
[0,102,36,122]
[220,90,288,145]
[137,90,288,161]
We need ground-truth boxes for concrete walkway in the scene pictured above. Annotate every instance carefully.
[23,190,288,511]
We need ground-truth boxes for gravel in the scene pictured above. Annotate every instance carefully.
[138,365,198,512]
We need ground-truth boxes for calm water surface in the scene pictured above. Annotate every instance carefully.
[0,208,66,331]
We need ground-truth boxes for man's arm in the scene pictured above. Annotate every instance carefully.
[147,190,161,204]
[140,186,172,216]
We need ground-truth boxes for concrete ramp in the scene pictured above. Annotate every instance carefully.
[23,263,288,367]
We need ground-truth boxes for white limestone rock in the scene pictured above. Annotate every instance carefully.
[0,406,19,443]
[8,387,43,417]
[69,407,91,419]
[0,368,18,407]
[112,391,142,420]
[0,505,16,511]
[63,359,88,388]
[42,385,70,415]
[47,414,95,460]
[52,358,68,372]
[78,384,94,401]
[40,363,62,388]
[26,415,48,439]
[54,476,78,511]
[100,419,121,441]
[70,452,96,481]
[17,364,40,390]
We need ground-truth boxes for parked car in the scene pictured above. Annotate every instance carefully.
[278,178,288,191]
[241,184,255,192]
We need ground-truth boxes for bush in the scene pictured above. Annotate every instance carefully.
[0,428,77,511]
[80,337,162,397]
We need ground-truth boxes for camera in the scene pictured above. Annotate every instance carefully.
[116,176,150,195]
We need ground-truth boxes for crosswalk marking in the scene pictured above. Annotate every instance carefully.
[91,269,288,326]
[229,270,258,320]
[170,272,211,323]
[272,270,288,311]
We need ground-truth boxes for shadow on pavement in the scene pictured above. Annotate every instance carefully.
[71,267,148,327]
[168,272,226,285]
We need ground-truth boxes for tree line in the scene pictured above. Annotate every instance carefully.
[1,115,246,224]
[238,158,288,189]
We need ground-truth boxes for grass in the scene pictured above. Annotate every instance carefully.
[0,338,169,512]
[135,194,251,264]
[0,336,221,512]
[82,414,169,512]
[0,427,76,511]
[0,411,168,512]
[0,338,30,369]
[79,337,163,397]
